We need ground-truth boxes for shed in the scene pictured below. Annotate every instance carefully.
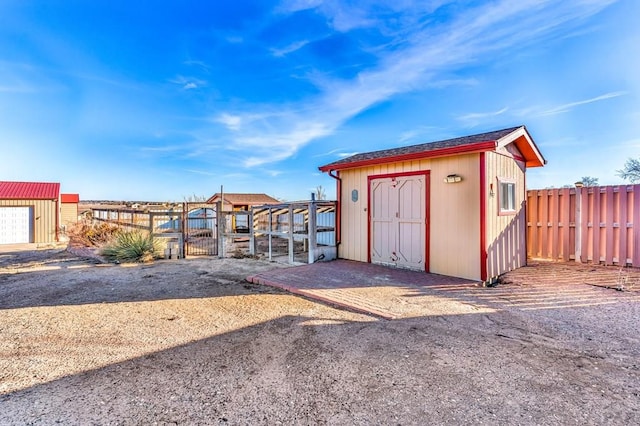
[206,192,280,232]
[206,193,280,211]
[318,126,546,282]
[0,181,61,244]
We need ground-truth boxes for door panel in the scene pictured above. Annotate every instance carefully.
[0,207,32,244]
[397,177,425,269]
[370,179,396,264]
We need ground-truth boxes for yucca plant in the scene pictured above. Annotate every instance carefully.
[101,230,161,263]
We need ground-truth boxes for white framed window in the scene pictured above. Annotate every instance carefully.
[498,179,516,214]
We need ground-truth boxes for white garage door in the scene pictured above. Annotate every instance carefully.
[0,207,33,244]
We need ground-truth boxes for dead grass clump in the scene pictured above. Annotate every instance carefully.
[67,221,120,247]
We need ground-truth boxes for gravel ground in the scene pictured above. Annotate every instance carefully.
[0,248,639,425]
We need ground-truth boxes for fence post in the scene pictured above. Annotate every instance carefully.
[288,205,294,264]
[217,201,224,258]
[268,208,273,261]
[249,211,255,255]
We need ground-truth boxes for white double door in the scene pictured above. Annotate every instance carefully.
[370,175,426,270]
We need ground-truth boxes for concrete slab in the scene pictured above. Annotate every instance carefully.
[247,260,482,319]
[0,242,66,253]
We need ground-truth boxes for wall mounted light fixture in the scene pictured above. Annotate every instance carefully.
[444,174,463,183]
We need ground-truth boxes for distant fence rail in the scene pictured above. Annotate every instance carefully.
[527,185,640,266]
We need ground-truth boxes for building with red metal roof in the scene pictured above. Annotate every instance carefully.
[0,181,72,244]
[0,181,60,200]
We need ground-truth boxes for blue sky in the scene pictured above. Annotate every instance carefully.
[1,0,638,201]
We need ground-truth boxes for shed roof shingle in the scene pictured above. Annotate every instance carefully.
[319,126,530,172]
[0,181,60,200]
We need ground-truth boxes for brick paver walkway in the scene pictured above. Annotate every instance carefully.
[247,260,640,319]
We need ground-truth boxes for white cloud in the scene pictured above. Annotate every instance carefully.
[169,75,206,90]
[313,148,347,158]
[337,152,359,158]
[183,60,211,72]
[169,75,207,90]
[427,78,479,89]
[216,113,242,131]
[186,169,216,176]
[219,0,618,167]
[457,107,508,126]
[241,121,332,167]
[270,40,310,57]
[538,91,627,116]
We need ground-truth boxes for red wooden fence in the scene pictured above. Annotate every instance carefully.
[527,185,640,266]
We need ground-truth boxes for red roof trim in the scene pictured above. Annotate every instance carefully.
[319,141,497,172]
[61,193,80,203]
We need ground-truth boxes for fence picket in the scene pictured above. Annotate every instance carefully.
[528,191,539,257]
[592,188,601,263]
[604,186,614,265]
[560,188,571,261]
[540,191,549,258]
[634,185,640,267]
[619,186,628,265]
[550,189,559,260]
[580,187,589,263]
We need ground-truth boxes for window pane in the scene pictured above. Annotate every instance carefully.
[500,181,516,212]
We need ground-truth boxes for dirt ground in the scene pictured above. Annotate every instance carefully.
[0,248,639,425]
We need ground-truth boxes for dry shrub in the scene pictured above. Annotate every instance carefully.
[67,221,120,247]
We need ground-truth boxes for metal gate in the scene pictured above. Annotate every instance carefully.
[183,203,218,256]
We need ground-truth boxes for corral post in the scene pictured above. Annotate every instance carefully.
[181,202,187,258]
[268,208,273,261]
[308,198,317,264]
[288,205,294,264]
[249,211,255,255]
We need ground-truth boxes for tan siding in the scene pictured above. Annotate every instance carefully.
[429,154,480,280]
[339,155,483,280]
[485,151,527,278]
[339,159,432,263]
[61,203,78,228]
[0,199,58,243]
